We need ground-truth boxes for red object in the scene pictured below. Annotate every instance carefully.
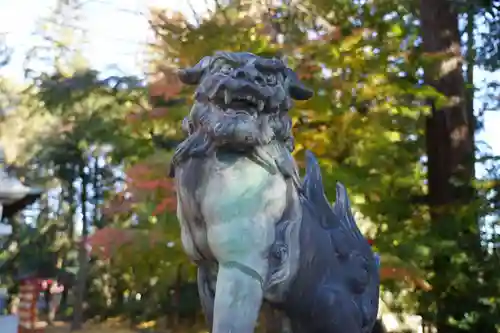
[85,227,162,260]
[379,267,431,291]
[18,280,46,333]
[85,227,136,259]
[367,239,374,246]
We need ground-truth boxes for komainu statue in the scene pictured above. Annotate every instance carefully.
[170,52,379,333]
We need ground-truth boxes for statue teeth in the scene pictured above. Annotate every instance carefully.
[224,90,232,104]
[258,100,265,111]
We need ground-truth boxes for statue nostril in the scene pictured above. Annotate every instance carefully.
[255,76,265,85]
[234,70,247,79]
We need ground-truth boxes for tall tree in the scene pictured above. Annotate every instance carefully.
[148,0,439,323]
[419,0,497,332]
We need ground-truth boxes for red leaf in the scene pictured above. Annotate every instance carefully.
[149,107,170,119]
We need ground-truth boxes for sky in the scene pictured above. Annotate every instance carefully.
[0,0,498,163]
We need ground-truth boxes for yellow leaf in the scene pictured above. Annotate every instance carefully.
[386,131,401,142]
[390,24,403,37]
[339,34,363,52]
[293,143,304,156]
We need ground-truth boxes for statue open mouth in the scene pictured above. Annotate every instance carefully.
[211,89,266,114]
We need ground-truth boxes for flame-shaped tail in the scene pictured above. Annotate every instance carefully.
[302,150,364,242]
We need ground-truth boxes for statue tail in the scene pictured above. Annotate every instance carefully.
[302,150,365,242]
[302,151,379,332]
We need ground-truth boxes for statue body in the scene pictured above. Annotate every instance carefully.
[171,52,379,333]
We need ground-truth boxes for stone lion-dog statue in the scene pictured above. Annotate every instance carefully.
[169,51,379,333]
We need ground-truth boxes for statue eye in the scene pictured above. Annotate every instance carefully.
[220,64,233,75]
[266,74,277,85]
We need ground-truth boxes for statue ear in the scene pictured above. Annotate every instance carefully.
[178,56,212,85]
[285,68,314,101]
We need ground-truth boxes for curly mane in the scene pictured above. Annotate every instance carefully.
[170,101,296,169]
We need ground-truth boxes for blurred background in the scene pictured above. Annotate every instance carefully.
[0,0,499,332]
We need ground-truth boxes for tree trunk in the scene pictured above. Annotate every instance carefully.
[419,1,492,332]
[420,0,474,205]
[71,164,89,331]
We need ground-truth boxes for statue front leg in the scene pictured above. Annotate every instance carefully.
[206,218,275,333]
[212,260,267,333]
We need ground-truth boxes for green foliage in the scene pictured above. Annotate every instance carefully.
[0,0,498,330]
[0,220,59,278]
[151,0,437,303]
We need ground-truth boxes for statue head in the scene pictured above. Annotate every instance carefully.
[175,52,313,157]
[179,51,313,111]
